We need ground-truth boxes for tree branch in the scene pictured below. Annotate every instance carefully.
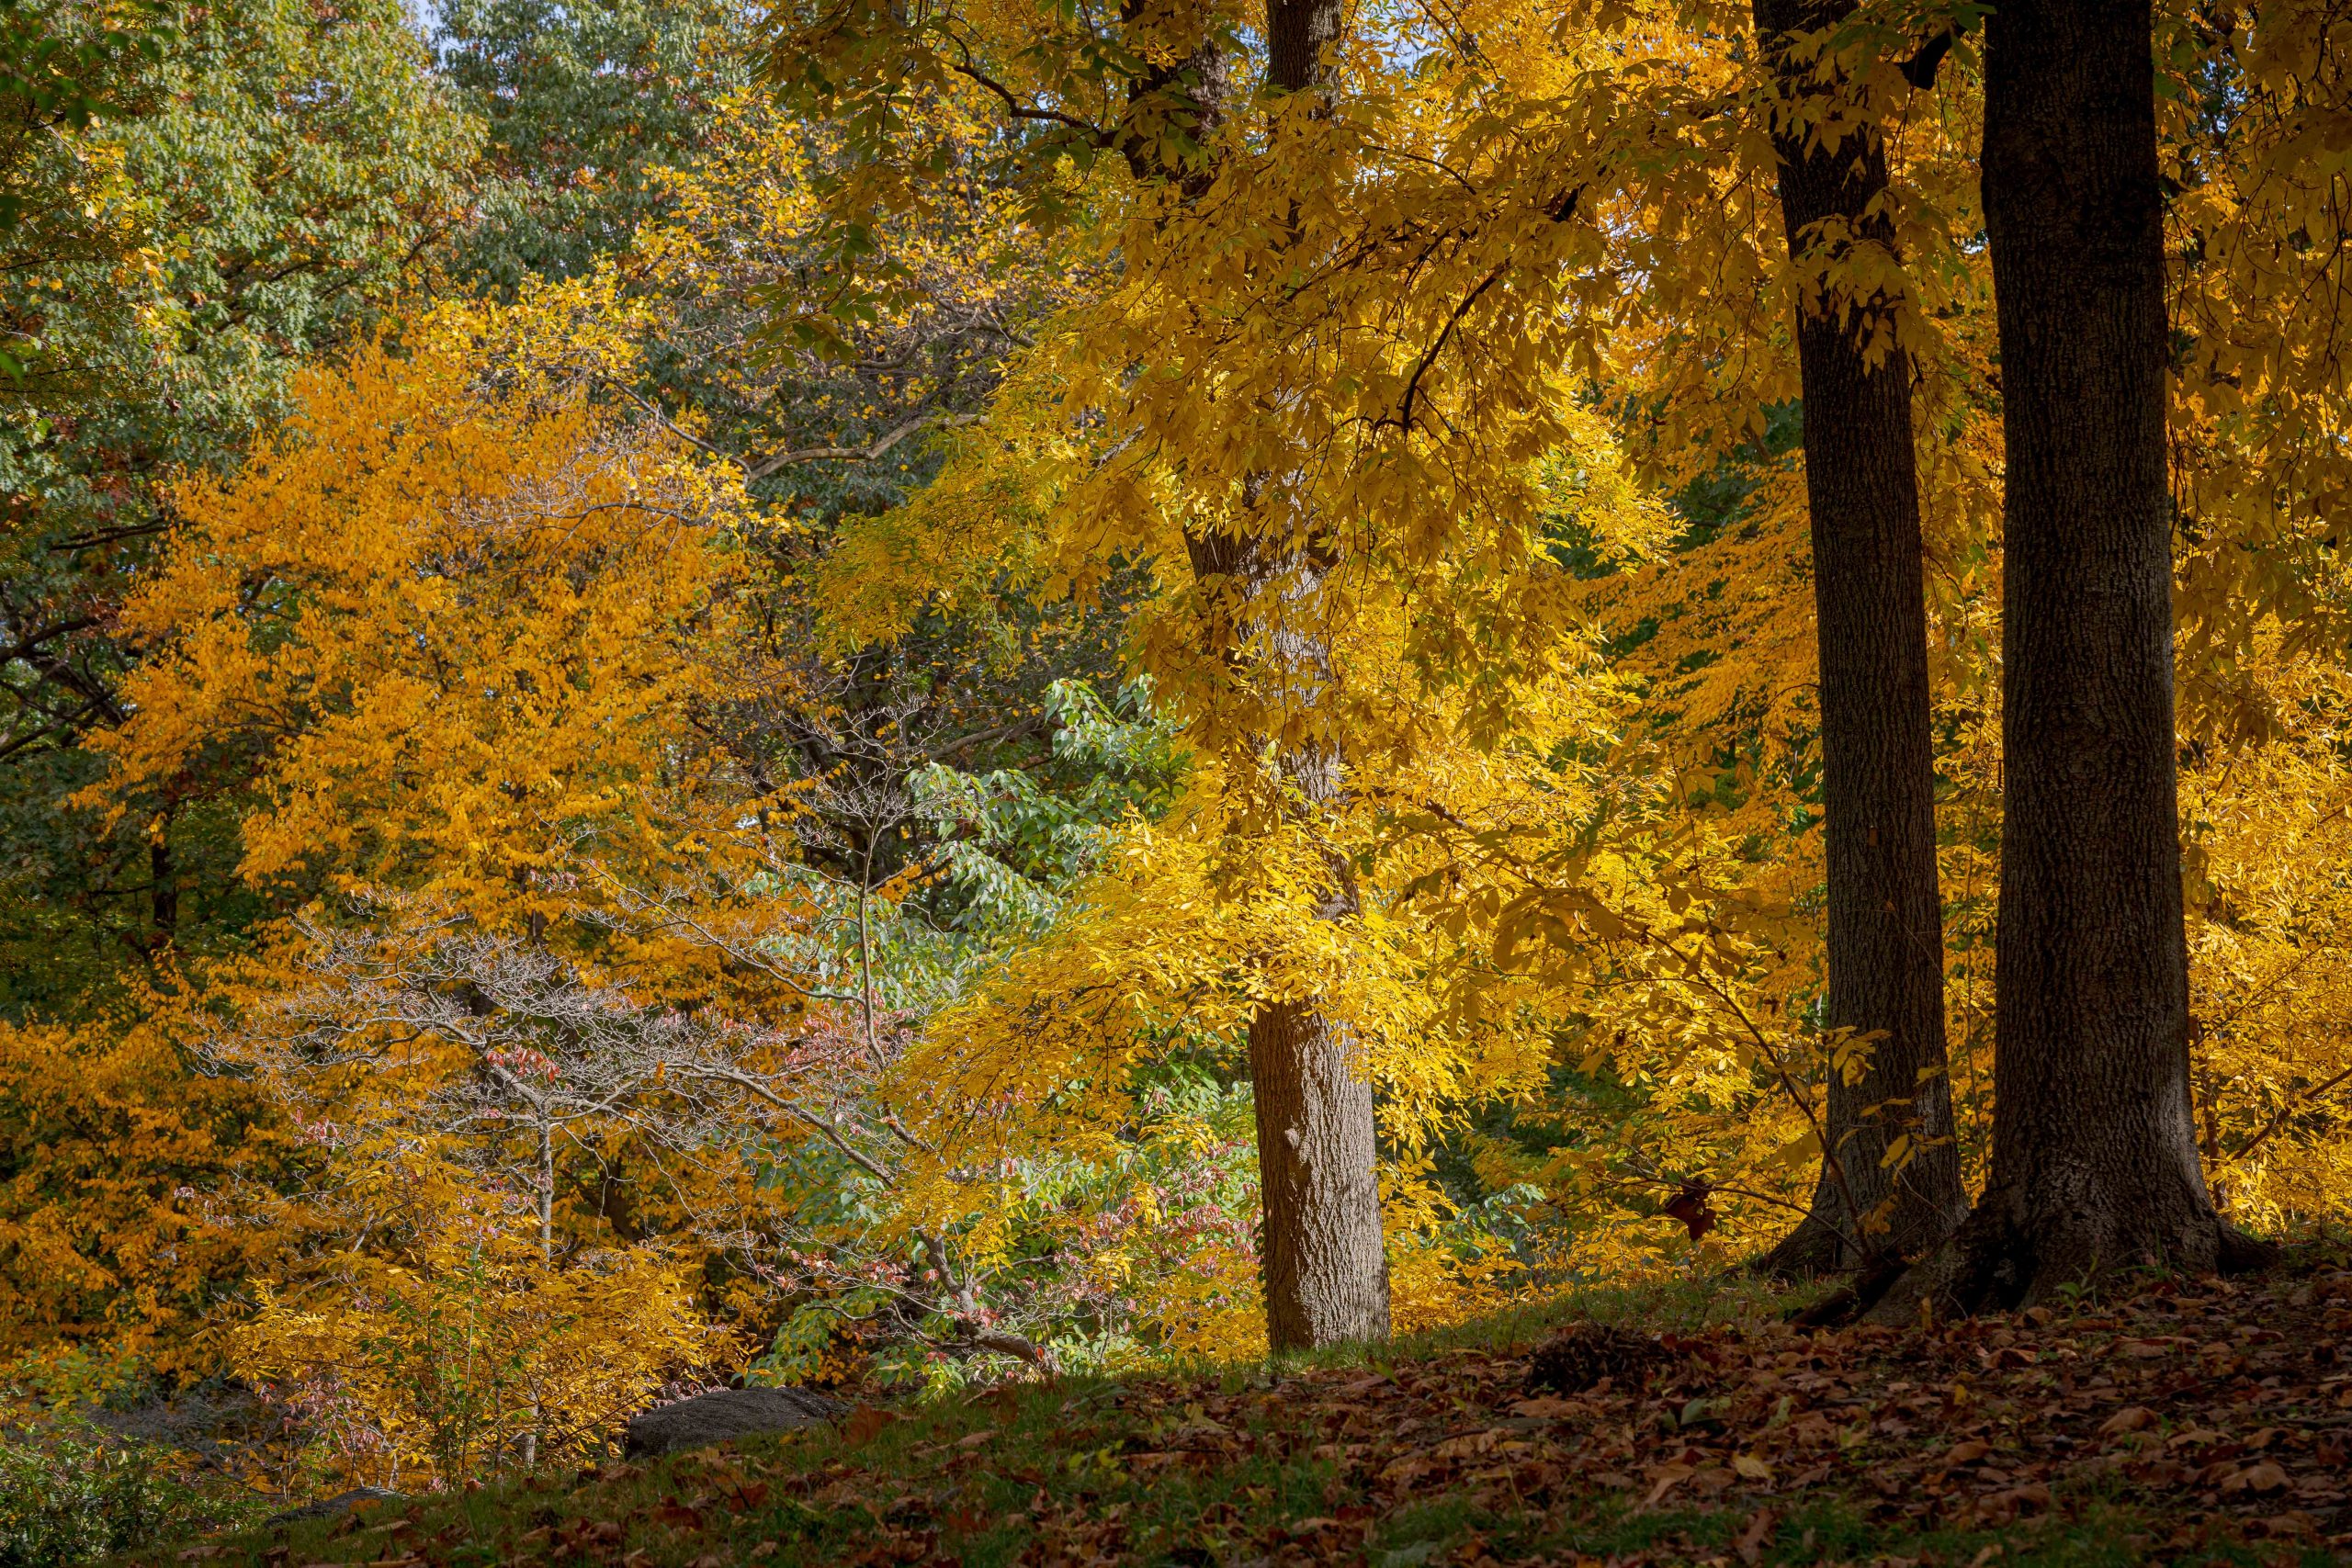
[743,412,984,480]
[2227,1065,2352,1167]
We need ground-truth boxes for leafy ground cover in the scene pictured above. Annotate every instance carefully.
[155,1253,2352,1568]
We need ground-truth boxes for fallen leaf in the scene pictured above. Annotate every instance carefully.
[2098,1405,2156,1438]
[1509,1396,1579,1418]
[1642,1461,1694,1508]
[1944,1439,1993,1465]
[1380,1454,1439,1484]
[1735,1506,1777,1565]
[2222,1461,2290,1495]
[839,1406,899,1447]
[1732,1453,1774,1481]
[1431,1429,1501,1460]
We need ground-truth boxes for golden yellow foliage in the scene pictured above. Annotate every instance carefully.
[0,1005,295,1362]
[234,1216,711,1488]
[50,329,786,1466]
[81,330,751,923]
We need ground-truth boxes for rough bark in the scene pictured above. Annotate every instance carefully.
[1747,0,1967,1279]
[1265,0,1339,94]
[1247,996,1391,1348]
[1121,0,1390,1350]
[1188,520,1393,1351]
[1875,0,2267,1317]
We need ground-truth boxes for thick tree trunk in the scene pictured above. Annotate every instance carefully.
[1233,656,1392,1349]
[1748,0,1966,1278]
[1877,0,2267,1316]
[1248,991,1390,1348]
[1190,521,1393,1351]
[1122,0,1390,1351]
[1246,0,1390,1354]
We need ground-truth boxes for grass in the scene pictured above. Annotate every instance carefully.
[150,1268,2352,1568]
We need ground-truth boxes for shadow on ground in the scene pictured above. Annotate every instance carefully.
[151,1254,2352,1568]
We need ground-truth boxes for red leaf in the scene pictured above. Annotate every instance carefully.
[1663,1180,1717,1242]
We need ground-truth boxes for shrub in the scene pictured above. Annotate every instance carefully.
[0,1428,209,1568]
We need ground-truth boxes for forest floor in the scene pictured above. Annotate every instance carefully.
[154,1249,2352,1568]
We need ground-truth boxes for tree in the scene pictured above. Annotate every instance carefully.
[1887,0,2263,1314]
[785,0,1403,1350]
[1083,0,1397,1350]
[1211,0,1392,1354]
[1744,0,1964,1277]
[435,0,747,295]
[0,0,475,1014]
[772,0,1746,1342]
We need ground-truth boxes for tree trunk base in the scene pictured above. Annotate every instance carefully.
[1250,998,1391,1352]
[1748,1213,1848,1281]
[1747,1173,1966,1284]
[1867,1189,2278,1325]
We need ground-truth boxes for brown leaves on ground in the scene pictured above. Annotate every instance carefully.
[1524,1323,1675,1395]
[1319,1262,2352,1558]
[1104,1261,2352,1560]
[224,1260,2352,1568]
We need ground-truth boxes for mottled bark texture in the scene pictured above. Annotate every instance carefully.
[1127,0,1390,1350]
[1187,519,1394,1352]
[1878,0,2268,1317]
[1265,0,1339,96]
[1246,995,1391,1348]
[1242,0,1391,1352]
[1747,0,1965,1279]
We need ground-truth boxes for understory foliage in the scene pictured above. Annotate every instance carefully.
[1,0,2351,1511]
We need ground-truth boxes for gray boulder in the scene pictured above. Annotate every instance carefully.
[266,1486,401,1527]
[623,1387,848,1457]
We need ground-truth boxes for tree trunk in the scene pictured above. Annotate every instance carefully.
[1249,995,1391,1347]
[1747,0,1966,1278]
[1190,518,1393,1351]
[1229,621,1393,1350]
[149,835,178,951]
[1114,0,1389,1351]
[1878,0,2267,1316]
[1185,0,1389,1353]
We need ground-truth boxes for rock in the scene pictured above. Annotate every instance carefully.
[623,1386,849,1457]
[1525,1323,1669,1394]
[266,1487,400,1527]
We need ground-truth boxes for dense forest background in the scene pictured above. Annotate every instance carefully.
[2,0,2349,1518]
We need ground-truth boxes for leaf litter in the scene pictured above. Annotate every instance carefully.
[175,1257,2352,1567]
